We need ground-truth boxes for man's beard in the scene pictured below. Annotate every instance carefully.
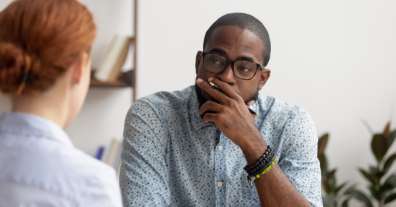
[194,84,259,107]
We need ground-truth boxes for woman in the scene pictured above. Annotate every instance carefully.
[0,0,122,206]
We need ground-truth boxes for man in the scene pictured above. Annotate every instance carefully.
[120,13,322,207]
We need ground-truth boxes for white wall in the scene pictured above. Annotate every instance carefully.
[137,0,396,188]
[1,0,396,198]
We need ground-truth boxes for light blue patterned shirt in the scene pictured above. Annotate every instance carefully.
[120,86,322,207]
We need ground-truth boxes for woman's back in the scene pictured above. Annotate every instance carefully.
[0,112,121,206]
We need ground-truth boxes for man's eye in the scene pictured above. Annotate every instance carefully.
[209,57,223,66]
[213,59,222,65]
[237,66,251,73]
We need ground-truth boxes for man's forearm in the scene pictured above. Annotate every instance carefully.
[240,136,310,207]
[255,166,310,207]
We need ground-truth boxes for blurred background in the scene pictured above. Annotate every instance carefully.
[0,0,395,206]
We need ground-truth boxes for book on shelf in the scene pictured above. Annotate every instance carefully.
[95,145,106,160]
[95,35,133,82]
[94,138,123,171]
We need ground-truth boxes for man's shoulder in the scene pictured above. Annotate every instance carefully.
[258,94,312,124]
[141,86,193,106]
[129,86,194,118]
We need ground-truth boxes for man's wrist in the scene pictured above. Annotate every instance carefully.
[239,132,268,165]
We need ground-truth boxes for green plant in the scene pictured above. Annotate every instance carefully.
[349,122,396,207]
[318,133,354,207]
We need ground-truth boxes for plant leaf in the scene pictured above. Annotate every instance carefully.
[318,133,329,157]
[335,182,348,194]
[319,154,328,174]
[369,184,381,200]
[383,153,396,175]
[343,185,357,204]
[383,121,391,138]
[371,133,387,162]
[387,130,396,152]
[359,168,376,185]
[345,189,373,207]
[328,169,337,178]
[379,182,394,196]
[325,169,338,193]
[369,166,385,182]
[383,174,396,188]
[385,192,396,204]
[341,198,350,207]
[323,194,337,207]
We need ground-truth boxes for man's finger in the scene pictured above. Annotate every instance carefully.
[196,78,230,104]
[199,101,223,116]
[209,77,242,102]
[202,112,219,124]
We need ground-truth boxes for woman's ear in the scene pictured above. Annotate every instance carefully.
[258,68,271,90]
[71,53,87,84]
[195,51,203,74]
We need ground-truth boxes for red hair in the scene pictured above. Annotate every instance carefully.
[0,0,96,95]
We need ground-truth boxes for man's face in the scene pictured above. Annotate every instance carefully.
[195,25,270,103]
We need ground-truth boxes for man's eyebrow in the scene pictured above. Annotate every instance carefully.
[206,48,259,63]
[236,56,255,62]
[205,48,227,56]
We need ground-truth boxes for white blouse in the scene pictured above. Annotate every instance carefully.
[0,112,122,207]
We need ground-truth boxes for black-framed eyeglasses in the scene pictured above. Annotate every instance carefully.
[202,51,265,80]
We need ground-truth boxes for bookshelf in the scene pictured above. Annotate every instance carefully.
[90,70,133,88]
[72,0,139,170]
[90,0,138,102]
[90,79,129,88]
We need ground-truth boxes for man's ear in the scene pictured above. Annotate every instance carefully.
[258,68,271,90]
[195,51,203,74]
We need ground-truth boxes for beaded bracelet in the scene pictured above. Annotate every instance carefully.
[248,159,277,184]
[244,145,276,184]
[244,145,274,175]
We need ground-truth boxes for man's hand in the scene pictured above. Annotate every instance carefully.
[196,77,266,156]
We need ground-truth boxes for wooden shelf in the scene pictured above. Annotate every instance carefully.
[90,79,129,88]
[90,70,134,88]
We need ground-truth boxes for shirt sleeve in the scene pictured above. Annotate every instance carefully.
[278,107,323,207]
[119,100,170,207]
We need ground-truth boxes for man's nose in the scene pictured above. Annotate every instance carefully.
[216,64,235,85]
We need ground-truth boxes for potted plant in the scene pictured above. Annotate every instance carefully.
[348,122,396,207]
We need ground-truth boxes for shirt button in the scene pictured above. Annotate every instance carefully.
[217,146,223,150]
[216,181,224,187]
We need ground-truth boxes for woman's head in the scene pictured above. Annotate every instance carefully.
[0,0,96,125]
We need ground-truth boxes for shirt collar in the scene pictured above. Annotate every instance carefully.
[0,112,73,147]
[256,93,275,125]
